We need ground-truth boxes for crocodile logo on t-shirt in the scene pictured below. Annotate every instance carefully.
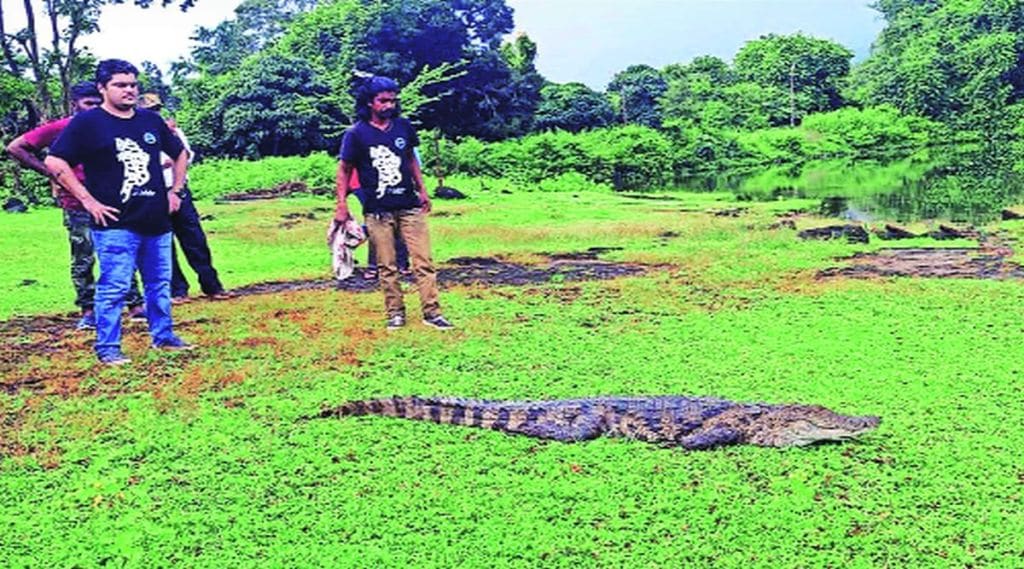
[369,144,402,198]
[115,137,151,203]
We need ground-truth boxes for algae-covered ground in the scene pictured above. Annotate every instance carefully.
[2,189,1023,567]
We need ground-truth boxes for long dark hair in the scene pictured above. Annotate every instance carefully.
[354,76,400,121]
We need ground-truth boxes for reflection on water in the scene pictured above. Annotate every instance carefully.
[681,148,1024,223]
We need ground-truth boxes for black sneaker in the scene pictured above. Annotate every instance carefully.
[127,304,147,322]
[386,314,406,330]
[76,311,96,330]
[98,351,131,366]
[422,315,455,330]
[154,336,196,351]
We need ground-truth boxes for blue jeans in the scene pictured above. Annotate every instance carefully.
[91,229,176,357]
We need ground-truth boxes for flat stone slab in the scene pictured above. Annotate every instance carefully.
[820,247,1024,280]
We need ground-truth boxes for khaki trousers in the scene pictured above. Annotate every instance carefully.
[365,209,441,319]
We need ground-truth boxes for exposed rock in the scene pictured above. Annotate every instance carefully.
[769,218,797,230]
[1001,209,1024,220]
[928,224,976,240]
[798,224,870,244]
[875,224,918,240]
[435,186,467,200]
[3,198,27,213]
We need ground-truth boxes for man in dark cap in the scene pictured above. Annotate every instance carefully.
[6,81,145,329]
[138,92,231,304]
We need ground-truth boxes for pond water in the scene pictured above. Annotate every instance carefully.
[681,147,1024,224]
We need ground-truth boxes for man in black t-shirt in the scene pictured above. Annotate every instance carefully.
[46,59,194,365]
[335,76,453,330]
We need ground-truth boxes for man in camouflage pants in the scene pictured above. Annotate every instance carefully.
[6,81,144,328]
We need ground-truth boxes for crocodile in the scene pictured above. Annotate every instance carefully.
[315,396,881,449]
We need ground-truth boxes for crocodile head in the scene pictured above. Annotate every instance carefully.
[743,405,881,447]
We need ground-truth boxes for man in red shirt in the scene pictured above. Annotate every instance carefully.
[6,81,144,329]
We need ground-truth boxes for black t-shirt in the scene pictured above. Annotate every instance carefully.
[49,108,184,234]
[339,118,421,213]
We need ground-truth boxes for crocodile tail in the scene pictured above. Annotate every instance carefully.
[317,396,493,425]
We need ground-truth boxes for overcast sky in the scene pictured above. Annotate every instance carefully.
[6,0,885,90]
[507,0,885,88]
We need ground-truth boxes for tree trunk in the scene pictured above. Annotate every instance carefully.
[431,135,444,188]
[19,0,54,120]
[789,61,796,128]
[0,2,24,74]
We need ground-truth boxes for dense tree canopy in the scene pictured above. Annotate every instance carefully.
[849,0,1024,131]
[733,33,853,125]
[3,0,1023,194]
[534,82,615,133]
[607,64,667,128]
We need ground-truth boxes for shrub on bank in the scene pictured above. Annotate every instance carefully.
[188,152,337,199]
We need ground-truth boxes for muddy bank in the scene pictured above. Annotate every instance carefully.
[232,256,646,295]
[0,257,646,385]
[215,182,330,202]
[820,247,1024,280]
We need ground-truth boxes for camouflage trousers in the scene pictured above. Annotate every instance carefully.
[63,209,143,311]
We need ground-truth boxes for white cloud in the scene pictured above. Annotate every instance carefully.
[4,1,242,72]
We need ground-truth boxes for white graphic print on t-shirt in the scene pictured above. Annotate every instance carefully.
[115,137,151,202]
[369,144,402,198]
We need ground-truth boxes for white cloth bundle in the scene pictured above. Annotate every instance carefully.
[327,218,366,280]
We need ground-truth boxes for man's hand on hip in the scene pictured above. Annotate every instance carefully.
[168,192,182,214]
[83,197,120,227]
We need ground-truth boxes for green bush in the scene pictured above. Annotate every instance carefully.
[735,128,808,165]
[435,126,674,191]
[800,105,942,154]
[0,162,50,207]
[188,152,337,199]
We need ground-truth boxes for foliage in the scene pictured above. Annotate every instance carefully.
[434,126,675,190]
[179,53,344,159]
[0,0,197,120]
[179,0,317,77]
[798,105,942,153]
[172,0,526,156]
[659,55,736,124]
[607,64,667,128]
[849,0,1024,133]
[534,82,616,133]
[733,33,853,126]
[186,152,336,199]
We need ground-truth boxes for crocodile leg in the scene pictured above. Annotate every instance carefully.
[677,426,742,450]
[506,414,605,442]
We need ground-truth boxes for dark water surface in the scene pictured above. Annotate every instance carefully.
[681,148,1024,224]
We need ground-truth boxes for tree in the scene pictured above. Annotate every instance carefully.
[179,53,343,159]
[139,60,174,106]
[0,0,198,120]
[534,82,615,132]
[607,64,667,128]
[733,33,853,125]
[353,0,534,140]
[660,55,735,125]
[849,0,1024,132]
[180,0,317,77]
[490,32,544,136]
